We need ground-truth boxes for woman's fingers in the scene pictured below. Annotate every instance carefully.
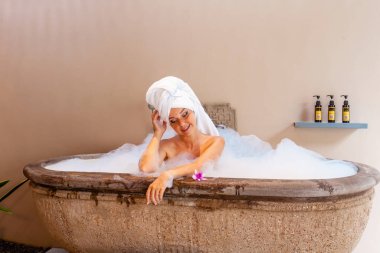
[151,110,156,120]
[146,188,165,205]
[152,110,160,120]
[153,189,159,205]
[146,185,152,205]
[159,187,165,202]
[146,179,167,205]
[147,185,158,205]
[156,188,165,204]
[151,110,159,124]
[151,110,167,135]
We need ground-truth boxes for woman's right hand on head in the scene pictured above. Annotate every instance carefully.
[151,110,167,137]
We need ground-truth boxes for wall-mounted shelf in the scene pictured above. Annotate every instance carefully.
[294,122,368,129]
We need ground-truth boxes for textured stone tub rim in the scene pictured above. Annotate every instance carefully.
[23,154,380,199]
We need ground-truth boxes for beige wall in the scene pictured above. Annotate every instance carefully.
[1,0,379,251]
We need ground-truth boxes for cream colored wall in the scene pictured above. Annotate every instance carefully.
[1,0,379,251]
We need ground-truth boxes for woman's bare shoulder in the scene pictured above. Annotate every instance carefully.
[159,137,181,159]
[213,135,225,142]
[206,134,224,142]
[202,135,225,148]
[160,137,179,149]
[160,136,177,143]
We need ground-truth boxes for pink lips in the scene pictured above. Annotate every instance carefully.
[181,125,190,133]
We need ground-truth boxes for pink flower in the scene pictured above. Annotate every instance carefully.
[192,170,206,181]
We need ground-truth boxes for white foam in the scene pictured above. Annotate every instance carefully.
[45,128,357,180]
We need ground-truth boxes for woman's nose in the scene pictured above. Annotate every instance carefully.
[178,120,187,127]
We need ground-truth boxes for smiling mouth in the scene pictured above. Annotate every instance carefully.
[181,125,190,132]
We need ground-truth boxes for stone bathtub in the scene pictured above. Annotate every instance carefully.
[23,154,380,253]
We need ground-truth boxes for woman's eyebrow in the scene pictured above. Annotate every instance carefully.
[169,109,186,119]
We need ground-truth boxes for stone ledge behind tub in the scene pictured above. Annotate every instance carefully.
[203,103,237,130]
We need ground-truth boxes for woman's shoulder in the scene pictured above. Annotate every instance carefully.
[160,134,224,149]
[202,134,225,147]
[159,137,183,158]
[159,137,179,148]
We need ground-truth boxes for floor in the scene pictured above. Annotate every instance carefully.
[0,240,68,253]
[45,249,68,253]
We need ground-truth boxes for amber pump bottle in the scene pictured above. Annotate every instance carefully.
[327,95,335,123]
[313,95,322,122]
[341,95,350,123]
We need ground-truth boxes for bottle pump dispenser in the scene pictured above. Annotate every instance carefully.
[327,95,335,123]
[313,95,322,122]
[341,95,350,123]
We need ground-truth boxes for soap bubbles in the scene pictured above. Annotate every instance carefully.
[45,128,357,180]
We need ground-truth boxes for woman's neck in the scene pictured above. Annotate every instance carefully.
[178,129,202,150]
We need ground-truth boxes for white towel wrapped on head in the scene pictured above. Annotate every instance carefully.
[146,76,219,136]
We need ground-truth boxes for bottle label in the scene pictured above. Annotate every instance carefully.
[343,111,350,122]
[328,111,335,121]
[315,111,322,121]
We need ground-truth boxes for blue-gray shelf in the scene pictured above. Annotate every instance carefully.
[294,122,368,129]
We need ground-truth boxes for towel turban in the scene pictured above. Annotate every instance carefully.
[146,76,219,136]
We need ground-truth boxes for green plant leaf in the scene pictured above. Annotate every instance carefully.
[0,180,10,188]
[0,205,12,213]
[0,179,29,202]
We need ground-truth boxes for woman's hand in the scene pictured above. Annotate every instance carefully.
[146,171,172,205]
[151,110,167,137]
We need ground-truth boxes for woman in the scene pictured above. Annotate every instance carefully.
[139,76,225,205]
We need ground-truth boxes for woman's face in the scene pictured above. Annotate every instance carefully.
[169,108,196,136]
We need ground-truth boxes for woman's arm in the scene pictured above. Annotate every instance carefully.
[138,110,167,173]
[138,135,167,173]
[146,136,225,205]
[167,136,225,178]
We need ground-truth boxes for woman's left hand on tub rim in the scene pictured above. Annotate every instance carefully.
[146,171,172,205]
